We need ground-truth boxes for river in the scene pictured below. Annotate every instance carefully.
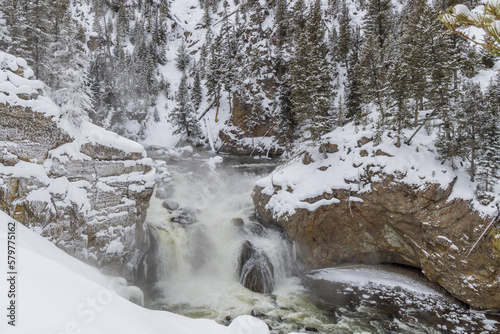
[140,146,499,334]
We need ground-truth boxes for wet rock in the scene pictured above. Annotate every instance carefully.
[225,315,232,321]
[232,218,245,227]
[171,207,197,224]
[305,327,319,332]
[162,199,179,211]
[251,309,266,318]
[238,241,275,294]
[382,321,399,331]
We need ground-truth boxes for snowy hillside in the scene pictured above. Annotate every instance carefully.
[0,210,271,334]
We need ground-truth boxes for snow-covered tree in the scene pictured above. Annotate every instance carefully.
[191,61,203,110]
[289,0,333,141]
[170,72,201,139]
[0,8,10,46]
[175,41,190,72]
[52,23,92,125]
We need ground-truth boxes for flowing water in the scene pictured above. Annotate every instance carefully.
[141,146,500,334]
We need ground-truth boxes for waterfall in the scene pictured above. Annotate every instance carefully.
[143,151,298,310]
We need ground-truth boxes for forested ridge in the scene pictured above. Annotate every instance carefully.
[0,0,499,199]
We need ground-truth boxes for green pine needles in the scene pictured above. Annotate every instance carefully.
[440,0,500,57]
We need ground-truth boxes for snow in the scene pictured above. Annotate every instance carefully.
[308,267,440,296]
[255,116,500,219]
[0,211,270,334]
[0,51,60,117]
[204,155,224,171]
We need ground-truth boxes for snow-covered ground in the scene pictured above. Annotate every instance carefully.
[0,210,269,334]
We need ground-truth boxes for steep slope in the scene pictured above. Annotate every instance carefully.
[0,51,155,279]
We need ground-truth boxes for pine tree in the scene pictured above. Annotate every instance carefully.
[336,0,351,67]
[191,61,203,110]
[289,0,333,141]
[274,0,288,48]
[175,40,190,72]
[0,6,10,47]
[477,78,500,194]
[206,35,225,122]
[170,72,201,139]
[52,22,92,125]
[386,56,411,147]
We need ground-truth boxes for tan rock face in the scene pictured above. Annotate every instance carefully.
[0,97,153,280]
[253,176,500,310]
[0,103,71,162]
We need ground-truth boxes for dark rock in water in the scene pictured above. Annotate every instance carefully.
[171,207,197,224]
[225,315,232,321]
[305,327,319,332]
[238,241,275,294]
[162,199,179,211]
[251,309,266,318]
[232,218,245,227]
[382,321,399,331]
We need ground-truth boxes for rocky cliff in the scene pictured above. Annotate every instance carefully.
[253,126,500,310]
[0,52,155,279]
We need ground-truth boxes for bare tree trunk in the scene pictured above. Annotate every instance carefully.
[215,88,220,122]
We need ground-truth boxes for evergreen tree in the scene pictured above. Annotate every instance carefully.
[274,0,288,48]
[477,78,500,194]
[191,61,203,110]
[52,22,92,125]
[336,0,351,67]
[386,56,411,147]
[206,36,223,121]
[0,6,10,46]
[289,0,333,141]
[175,40,190,72]
[170,72,201,139]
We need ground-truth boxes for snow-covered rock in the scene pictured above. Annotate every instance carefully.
[253,123,500,310]
[0,51,155,279]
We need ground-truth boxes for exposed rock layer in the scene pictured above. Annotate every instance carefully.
[253,175,500,310]
[0,54,154,279]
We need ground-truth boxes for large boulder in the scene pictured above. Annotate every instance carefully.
[0,51,155,279]
[237,241,275,294]
[253,175,500,310]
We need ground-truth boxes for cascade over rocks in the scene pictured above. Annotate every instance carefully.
[0,52,154,279]
[253,175,500,310]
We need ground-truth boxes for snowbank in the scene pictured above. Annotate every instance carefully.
[0,211,270,334]
[0,50,59,117]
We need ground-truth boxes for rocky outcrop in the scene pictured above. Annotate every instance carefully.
[237,240,275,294]
[0,52,154,279]
[253,175,500,310]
